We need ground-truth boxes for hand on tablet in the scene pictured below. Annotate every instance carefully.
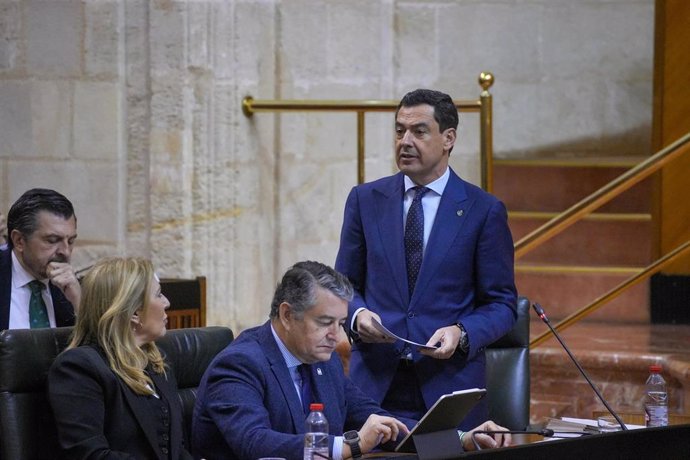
[463,420,512,451]
[356,414,409,454]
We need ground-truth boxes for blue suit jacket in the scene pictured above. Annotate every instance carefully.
[335,169,517,430]
[0,246,76,330]
[192,321,393,460]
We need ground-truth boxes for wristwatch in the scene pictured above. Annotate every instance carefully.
[343,430,362,459]
[455,323,469,355]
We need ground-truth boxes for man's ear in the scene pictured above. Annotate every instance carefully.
[9,230,25,251]
[279,302,292,329]
[443,128,457,152]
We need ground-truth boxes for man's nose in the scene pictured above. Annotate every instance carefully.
[56,240,72,258]
[327,323,340,338]
[401,130,414,145]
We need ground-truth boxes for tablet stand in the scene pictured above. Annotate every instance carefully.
[413,429,463,460]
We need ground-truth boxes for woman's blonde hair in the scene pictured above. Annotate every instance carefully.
[69,257,166,395]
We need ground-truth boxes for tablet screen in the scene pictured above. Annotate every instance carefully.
[395,388,487,453]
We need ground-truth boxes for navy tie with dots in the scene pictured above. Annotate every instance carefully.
[298,364,313,414]
[404,186,430,297]
[28,280,50,329]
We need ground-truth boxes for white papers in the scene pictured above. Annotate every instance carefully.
[561,416,644,430]
[546,417,645,438]
[546,417,598,437]
[371,318,438,350]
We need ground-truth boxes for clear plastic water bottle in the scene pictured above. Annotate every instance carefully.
[304,403,329,460]
[644,364,668,427]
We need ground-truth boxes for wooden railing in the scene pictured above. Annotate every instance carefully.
[242,72,496,191]
[527,132,690,348]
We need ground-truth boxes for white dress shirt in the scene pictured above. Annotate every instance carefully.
[402,166,450,252]
[9,250,57,329]
[270,324,345,460]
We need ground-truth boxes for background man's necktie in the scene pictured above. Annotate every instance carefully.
[298,364,313,414]
[28,280,50,329]
[404,186,430,296]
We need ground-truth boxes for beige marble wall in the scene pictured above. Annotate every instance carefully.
[0,0,654,332]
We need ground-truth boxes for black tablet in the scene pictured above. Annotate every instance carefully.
[395,388,487,453]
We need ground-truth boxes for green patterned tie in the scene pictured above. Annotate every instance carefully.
[28,280,50,328]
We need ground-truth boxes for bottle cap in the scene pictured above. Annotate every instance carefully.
[310,403,324,411]
[650,364,662,373]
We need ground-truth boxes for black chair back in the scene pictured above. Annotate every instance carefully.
[0,326,233,460]
[157,326,234,440]
[485,296,531,430]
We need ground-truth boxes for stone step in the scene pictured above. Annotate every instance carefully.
[496,156,653,324]
[494,158,652,214]
[516,267,649,323]
[529,322,690,424]
[511,212,652,266]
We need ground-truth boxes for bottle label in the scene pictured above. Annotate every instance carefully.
[304,432,329,460]
[644,403,669,427]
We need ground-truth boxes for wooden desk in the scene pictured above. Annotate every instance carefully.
[363,432,545,458]
[365,425,690,458]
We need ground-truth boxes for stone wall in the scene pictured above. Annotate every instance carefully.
[0,0,654,332]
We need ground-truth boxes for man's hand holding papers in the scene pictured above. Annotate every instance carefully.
[371,318,439,350]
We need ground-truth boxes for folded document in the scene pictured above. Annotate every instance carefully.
[371,319,438,350]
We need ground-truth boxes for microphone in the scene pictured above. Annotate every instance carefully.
[532,303,628,431]
[75,264,94,280]
[470,429,554,451]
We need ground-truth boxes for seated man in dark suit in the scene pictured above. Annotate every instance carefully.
[192,261,510,460]
[0,188,80,329]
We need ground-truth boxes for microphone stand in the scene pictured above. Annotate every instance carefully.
[532,303,628,431]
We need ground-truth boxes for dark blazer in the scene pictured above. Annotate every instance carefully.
[48,344,192,460]
[335,168,517,430]
[0,246,76,330]
[192,321,397,460]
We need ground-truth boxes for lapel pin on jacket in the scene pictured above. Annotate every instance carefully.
[456,210,464,217]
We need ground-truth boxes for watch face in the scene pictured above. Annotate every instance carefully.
[344,430,358,441]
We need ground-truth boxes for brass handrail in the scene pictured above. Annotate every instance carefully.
[530,239,690,348]
[524,130,690,348]
[242,72,495,189]
[514,131,690,259]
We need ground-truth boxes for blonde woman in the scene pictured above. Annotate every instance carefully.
[48,257,192,459]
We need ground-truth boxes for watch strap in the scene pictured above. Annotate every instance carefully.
[344,430,362,459]
[455,322,469,354]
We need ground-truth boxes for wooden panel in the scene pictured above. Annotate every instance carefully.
[652,0,690,273]
[167,309,201,329]
[160,277,206,329]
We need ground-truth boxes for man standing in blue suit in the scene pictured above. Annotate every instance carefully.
[192,261,511,460]
[0,188,81,330]
[335,89,517,431]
